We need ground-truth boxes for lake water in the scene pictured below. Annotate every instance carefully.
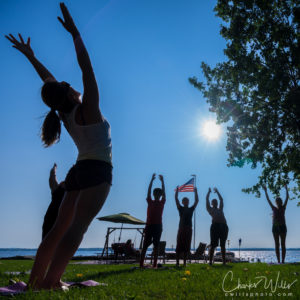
[1,248,300,263]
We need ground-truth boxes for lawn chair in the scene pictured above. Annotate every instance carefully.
[111,242,126,261]
[112,240,140,262]
[150,241,167,264]
[192,242,207,263]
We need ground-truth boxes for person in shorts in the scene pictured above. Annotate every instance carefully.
[42,163,65,240]
[140,173,166,268]
[206,187,228,265]
[263,184,289,263]
[175,186,199,267]
[7,3,112,289]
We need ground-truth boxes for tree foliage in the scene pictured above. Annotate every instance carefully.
[189,0,300,200]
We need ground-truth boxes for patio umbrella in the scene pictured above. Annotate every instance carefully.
[97,213,145,241]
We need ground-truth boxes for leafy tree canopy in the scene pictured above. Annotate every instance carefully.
[189,0,300,201]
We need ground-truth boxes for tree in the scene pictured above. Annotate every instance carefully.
[189,0,300,202]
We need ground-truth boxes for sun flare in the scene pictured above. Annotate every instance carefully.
[202,121,221,140]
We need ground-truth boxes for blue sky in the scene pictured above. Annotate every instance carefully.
[0,0,299,249]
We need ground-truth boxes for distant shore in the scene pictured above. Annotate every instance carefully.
[1,248,300,263]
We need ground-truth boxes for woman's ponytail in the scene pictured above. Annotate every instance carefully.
[41,109,61,147]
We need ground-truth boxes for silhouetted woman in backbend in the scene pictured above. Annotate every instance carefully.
[263,185,289,263]
[6,3,112,289]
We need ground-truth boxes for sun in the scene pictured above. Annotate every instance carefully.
[202,121,221,140]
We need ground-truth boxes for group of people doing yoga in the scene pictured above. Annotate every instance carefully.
[140,176,289,268]
[139,174,228,268]
[5,2,290,291]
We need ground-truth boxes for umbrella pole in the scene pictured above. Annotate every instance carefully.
[139,228,145,249]
[118,223,124,242]
[102,227,110,258]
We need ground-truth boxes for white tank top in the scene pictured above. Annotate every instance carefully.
[63,104,112,164]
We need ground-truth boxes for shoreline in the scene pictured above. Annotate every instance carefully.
[1,248,300,263]
[1,247,300,250]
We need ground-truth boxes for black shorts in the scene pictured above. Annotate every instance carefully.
[65,159,112,191]
[210,223,228,248]
[272,224,287,235]
[143,224,163,248]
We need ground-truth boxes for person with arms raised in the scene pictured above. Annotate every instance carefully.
[140,174,166,268]
[42,163,66,240]
[206,187,228,265]
[263,184,289,264]
[6,3,112,289]
[175,186,199,267]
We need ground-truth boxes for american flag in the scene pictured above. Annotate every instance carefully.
[177,178,195,192]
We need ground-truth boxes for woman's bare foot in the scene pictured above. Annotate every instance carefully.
[60,280,70,287]
[40,280,69,291]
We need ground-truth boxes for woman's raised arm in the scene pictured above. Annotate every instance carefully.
[175,186,181,210]
[263,186,275,209]
[283,184,289,208]
[5,34,55,82]
[206,188,211,211]
[58,3,99,113]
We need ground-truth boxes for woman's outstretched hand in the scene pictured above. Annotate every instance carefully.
[5,34,34,57]
[58,2,78,36]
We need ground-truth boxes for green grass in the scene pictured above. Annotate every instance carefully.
[0,260,299,299]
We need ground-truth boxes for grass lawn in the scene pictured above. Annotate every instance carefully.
[0,260,299,299]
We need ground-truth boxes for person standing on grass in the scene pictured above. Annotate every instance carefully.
[206,187,228,265]
[175,186,199,267]
[140,173,166,268]
[6,3,112,290]
[263,184,289,264]
[42,163,66,240]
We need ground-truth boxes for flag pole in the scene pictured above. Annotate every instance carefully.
[191,174,196,251]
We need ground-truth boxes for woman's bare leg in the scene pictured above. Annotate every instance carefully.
[28,191,79,287]
[209,247,215,265]
[221,245,226,265]
[140,245,148,268]
[183,252,187,267]
[152,246,158,268]
[176,252,180,266]
[280,233,287,263]
[42,183,110,288]
[273,232,280,263]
